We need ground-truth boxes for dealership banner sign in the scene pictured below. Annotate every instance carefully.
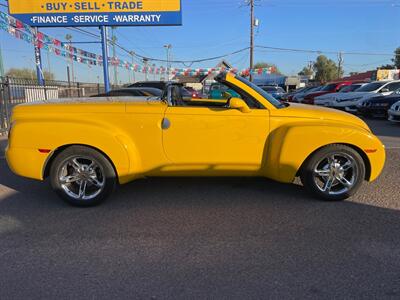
[8,0,182,27]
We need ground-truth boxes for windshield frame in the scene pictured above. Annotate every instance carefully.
[219,74,285,109]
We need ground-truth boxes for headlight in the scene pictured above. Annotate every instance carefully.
[390,103,399,110]
[337,97,362,103]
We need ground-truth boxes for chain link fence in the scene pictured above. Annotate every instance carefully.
[0,77,111,135]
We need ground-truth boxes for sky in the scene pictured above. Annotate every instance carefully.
[0,0,400,83]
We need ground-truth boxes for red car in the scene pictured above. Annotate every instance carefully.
[185,86,202,99]
[303,81,353,105]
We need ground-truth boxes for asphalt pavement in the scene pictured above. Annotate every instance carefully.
[0,119,399,299]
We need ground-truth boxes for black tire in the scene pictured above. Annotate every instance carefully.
[300,144,365,201]
[50,146,117,207]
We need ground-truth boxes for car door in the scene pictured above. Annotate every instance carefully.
[162,100,270,175]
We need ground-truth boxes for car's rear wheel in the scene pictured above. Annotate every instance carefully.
[300,145,365,201]
[50,146,116,207]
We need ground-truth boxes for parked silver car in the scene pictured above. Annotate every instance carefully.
[388,101,400,122]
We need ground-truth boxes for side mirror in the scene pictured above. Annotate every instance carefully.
[229,98,251,113]
[381,88,390,93]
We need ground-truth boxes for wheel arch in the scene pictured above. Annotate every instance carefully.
[297,143,372,181]
[43,144,120,184]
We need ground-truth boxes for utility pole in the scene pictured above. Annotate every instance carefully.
[65,34,74,83]
[338,52,344,79]
[249,0,255,82]
[164,44,172,81]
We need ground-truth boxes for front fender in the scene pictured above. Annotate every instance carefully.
[264,122,385,183]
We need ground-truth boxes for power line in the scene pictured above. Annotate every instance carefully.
[111,39,250,65]
[255,45,399,57]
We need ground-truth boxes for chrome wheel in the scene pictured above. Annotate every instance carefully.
[58,156,105,201]
[313,153,358,196]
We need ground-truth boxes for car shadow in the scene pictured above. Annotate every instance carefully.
[364,118,400,138]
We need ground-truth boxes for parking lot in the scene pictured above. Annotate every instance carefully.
[0,119,399,299]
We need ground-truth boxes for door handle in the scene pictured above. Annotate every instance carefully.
[161,118,171,130]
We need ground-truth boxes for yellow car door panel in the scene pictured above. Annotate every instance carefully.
[161,106,270,175]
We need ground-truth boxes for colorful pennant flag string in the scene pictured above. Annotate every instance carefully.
[0,11,275,76]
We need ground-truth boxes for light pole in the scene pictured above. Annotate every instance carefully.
[164,44,172,81]
[111,26,118,86]
[152,63,156,80]
[249,0,254,82]
[129,51,136,83]
[65,34,75,83]
[143,58,149,81]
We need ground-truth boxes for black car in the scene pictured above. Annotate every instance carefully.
[128,81,193,99]
[92,87,163,98]
[357,91,400,118]
[128,81,167,90]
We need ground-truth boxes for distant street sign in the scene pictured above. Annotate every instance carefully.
[8,0,182,27]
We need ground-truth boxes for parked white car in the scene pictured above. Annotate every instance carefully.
[388,101,400,122]
[330,80,400,112]
[314,83,367,107]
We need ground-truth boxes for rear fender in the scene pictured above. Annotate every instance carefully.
[11,119,142,183]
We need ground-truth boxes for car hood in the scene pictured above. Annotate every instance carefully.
[272,103,370,131]
[368,96,400,104]
[315,92,345,101]
[336,91,374,101]
[372,94,400,101]
[305,91,329,98]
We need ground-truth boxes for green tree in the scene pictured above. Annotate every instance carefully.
[6,68,55,81]
[379,64,395,70]
[298,66,313,76]
[254,62,282,75]
[313,55,342,83]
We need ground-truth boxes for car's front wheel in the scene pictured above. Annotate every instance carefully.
[50,146,117,206]
[300,145,365,201]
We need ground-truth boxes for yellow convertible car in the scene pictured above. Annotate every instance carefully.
[6,72,385,206]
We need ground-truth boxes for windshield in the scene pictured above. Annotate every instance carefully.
[349,84,364,92]
[338,85,352,92]
[356,82,386,92]
[321,83,338,92]
[234,75,285,108]
[261,86,277,92]
[311,86,323,92]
